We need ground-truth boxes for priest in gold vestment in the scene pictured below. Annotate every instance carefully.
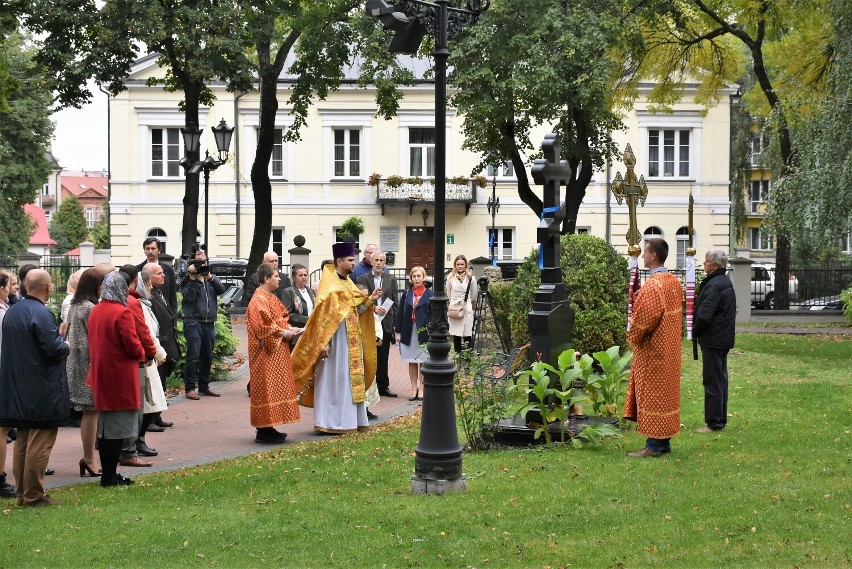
[291,243,382,433]
[247,263,302,444]
[624,239,684,458]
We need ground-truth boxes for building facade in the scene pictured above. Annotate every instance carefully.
[107,55,735,270]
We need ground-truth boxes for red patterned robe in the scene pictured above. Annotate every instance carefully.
[624,271,684,439]
[247,288,300,428]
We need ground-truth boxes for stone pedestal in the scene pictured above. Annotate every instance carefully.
[411,474,467,495]
[470,256,490,281]
[17,252,41,269]
[728,256,754,323]
[288,235,311,272]
[79,242,95,267]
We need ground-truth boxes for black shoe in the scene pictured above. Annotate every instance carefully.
[68,419,81,428]
[255,428,287,444]
[154,417,173,428]
[7,428,15,442]
[101,474,134,487]
[44,468,55,476]
[146,424,166,433]
[367,409,378,420]
[0,473,16,498]
[378,389,398,398]
[136,441,158,457]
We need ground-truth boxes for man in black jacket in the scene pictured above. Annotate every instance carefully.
[137,237,178,313]
[694,249,737,433]
[244,251,291,306]
[0,270,69,507]
[180,254,227,400]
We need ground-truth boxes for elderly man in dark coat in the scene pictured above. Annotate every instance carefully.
[0,269,69,507]
[694,248,737,433]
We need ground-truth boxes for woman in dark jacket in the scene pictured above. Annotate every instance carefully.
[395,266,432,401]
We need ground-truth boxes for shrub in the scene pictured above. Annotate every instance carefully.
[507,234,628,355]
[842,287,852,323]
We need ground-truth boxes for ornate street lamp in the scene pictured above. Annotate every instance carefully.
[180,119,234,257]
[366,0,489,495]
[487,174,500,265]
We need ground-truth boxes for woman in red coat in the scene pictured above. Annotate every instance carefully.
[88,272,145,487]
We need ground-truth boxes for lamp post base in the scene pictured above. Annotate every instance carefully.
[411,473,467,495]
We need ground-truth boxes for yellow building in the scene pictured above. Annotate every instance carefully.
[108,55,736,270]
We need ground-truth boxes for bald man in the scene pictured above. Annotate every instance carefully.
[244,251,292,306]
[0,270,70,507]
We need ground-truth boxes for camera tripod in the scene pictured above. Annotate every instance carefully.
[471,277,508,355]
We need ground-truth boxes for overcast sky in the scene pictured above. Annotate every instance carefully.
[50,81,109,172]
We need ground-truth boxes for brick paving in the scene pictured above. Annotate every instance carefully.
[34,320,421,490]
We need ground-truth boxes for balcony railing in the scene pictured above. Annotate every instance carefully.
[373,178,480,215]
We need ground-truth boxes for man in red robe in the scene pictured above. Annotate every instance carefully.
[624,238,684,457]
[247,263,302,443]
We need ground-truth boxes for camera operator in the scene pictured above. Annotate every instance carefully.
[179,253,226,400]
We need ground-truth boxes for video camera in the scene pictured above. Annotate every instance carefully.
[187,258,210,276]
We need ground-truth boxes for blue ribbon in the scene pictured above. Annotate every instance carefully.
[538,206,560,269]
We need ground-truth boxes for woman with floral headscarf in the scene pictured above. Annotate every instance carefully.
[87,272,145,487]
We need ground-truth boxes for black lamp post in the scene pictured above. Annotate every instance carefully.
[366,0,489,495]
[487,174,500,265]
[180,119,234,257]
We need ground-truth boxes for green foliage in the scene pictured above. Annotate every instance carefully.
[453,349,515,451]
[510,348,623,447]
[841,288,852,323]
[578,345,632,418]
[339,216,365,242]
[89,202,110,249]
[507,235,628,355]
[49,196,88,254]
[0,33,52,262]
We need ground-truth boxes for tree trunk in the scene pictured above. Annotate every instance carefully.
[751,44,794,309]
[248,68,278,269]
[181,83,202,257]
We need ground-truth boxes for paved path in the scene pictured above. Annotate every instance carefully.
[37,320,422,490]
[736,326,852,335]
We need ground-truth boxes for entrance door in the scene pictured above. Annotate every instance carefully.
[406,227,435,275]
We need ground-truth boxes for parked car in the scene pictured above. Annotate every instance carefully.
[207,258,248,286]
[751,263,798,309]
[798,295,848,311]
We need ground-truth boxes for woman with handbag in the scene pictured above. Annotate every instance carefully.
[446,255,478,353]
[395,266,432,401]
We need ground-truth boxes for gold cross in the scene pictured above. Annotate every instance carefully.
[611,144,648,256]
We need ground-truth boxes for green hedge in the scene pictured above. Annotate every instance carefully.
[504,234,629,355]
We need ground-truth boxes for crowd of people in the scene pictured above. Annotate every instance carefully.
[0,233,736,507]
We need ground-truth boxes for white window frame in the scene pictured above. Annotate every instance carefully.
[150,127,182,178]
[397,110,454,179]
[85,207,95,228]
[675,226,694,269]
[750,180,770,213]
[270,227,285,258]
[318,109,373,182]
[749,227,773,251]
[637,111,702,181]
[408,127,436,177]
[486,161,515,179]
[751,133,768,166]
[643,226,665,247]
[242,111,294,182]
[136,108,210,180]
[842,231,851,254]
[332,128,362,178]
[487,227,515,261]
[647,129,691,178]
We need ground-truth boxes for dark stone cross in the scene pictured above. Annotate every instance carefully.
[527,133,575,368]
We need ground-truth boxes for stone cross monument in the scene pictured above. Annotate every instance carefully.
[528,133,574,366]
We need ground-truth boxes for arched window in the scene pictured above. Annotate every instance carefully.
[675,226,694,269]
[643,226,664,244]
[147,228,168,255]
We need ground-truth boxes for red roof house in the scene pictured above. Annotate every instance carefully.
[24,203,56,256]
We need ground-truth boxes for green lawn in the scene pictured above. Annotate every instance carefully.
[2,334,850,568]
